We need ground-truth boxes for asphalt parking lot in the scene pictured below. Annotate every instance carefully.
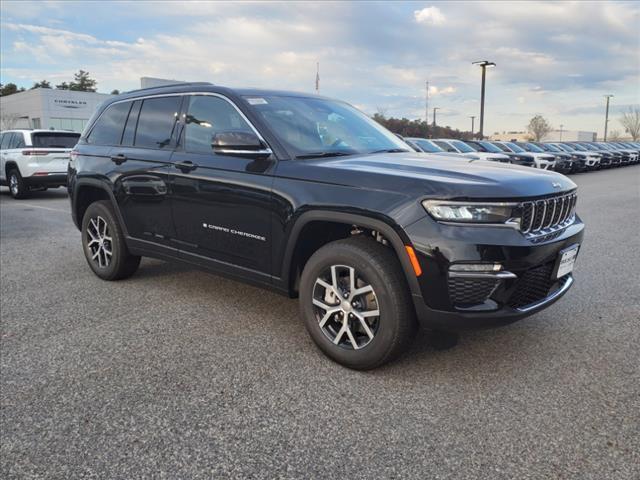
[1,166,639,479]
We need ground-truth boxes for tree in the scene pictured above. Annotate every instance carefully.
[69,70,97,92]
[110,89,120,95]
[371,114,473,140]
[527,115,552,141]
[619,106,640,141]
[0,83,19,96]
[56,82,70,90]
[31,80,52,89]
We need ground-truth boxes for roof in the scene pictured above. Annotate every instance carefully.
[1,129,81,134]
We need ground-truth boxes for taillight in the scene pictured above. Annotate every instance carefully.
[22,150,49,156]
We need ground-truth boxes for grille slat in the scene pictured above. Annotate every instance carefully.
[519,191,576,238]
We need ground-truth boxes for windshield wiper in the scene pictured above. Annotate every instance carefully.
[369,148,411,154]
[295,151,355,160]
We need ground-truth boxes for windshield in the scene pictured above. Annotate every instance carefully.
[543,143,560,152]
[449,140,475,153]
[243,95,410,158]
[523,143,545,153]
[32,132,80,148]
[554,144,572,152]
[477,141,504,153]
[505,142,526,153]
[413,139,444,153]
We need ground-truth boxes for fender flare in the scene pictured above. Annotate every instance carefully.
[281,210,422,297]
[72,177,129,236]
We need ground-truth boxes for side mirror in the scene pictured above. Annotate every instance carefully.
[212,131,272,159]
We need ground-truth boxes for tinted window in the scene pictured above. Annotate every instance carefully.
[184,95,253,154]
[122,100,142,146]
[0,133,8,150]
[32,132,80,148]
[88,102,132,145]
[505,142,526,153]
[135,96,181,149]
[493,143,510,152]
[450,140,474,153]
[478,141,503,153]
[523,143,544,153]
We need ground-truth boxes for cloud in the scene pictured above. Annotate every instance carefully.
[414,6,446,25]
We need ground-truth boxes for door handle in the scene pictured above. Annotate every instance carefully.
[174,161,198,172]
[111,154,128,165]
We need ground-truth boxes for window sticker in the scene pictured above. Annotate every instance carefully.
[246,97,268,105]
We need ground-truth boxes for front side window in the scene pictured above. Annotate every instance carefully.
[135,96,181,149]
[0,133,10,150]
[433,140,455,152]
[87,101,132,145]
[478,141,503,153]
[244,95,409,158]
[184,95,253,154]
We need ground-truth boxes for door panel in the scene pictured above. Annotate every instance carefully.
[110,146,174,250]
[169,151,275,274]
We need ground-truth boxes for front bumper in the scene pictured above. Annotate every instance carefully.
[404,214,584,331]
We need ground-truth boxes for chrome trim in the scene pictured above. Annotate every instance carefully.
[516,275,573,312]
[449,271,517,279]
[213,148,272,156]
[88,91,272,153]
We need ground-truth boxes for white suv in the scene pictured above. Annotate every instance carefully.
[432,138,511,163]
[0,129,80,198]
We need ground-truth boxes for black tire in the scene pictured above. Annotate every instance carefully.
[299,236,417,370]
[8,169,28,199]
[81,200,141,281]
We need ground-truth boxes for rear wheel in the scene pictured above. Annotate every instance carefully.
[8,169,28,199]
[299,236,417,369]
[82,200,140,280]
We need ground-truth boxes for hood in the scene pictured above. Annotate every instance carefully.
[296,152,576,199]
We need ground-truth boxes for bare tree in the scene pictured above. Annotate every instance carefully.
[0,112,20,130]
[527,115,553,141]
[619,106,640,141]
[375,105,388,119]
[608,130,622,141]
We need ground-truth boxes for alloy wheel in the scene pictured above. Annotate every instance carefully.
[312,264,380,350]
[9,174,19,196]
[86,216,113,268]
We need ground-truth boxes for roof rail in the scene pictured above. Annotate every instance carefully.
[122,81,214,95]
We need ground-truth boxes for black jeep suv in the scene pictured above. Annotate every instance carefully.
[69,83,584,369]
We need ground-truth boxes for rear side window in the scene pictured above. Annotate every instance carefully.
[121,100,142,146]
[32,132,80,148]
[134,96,181,149]
[87,101,132,146]
[0,134,7,150]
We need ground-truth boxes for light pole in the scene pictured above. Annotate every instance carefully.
[470,116,476,136]
[604,94,614,141]
[559,124,564,141]
[472,60,496,139]
[433,107,440,127]
[425,80,429,136]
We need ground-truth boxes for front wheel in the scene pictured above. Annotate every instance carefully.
[299,236,417,369]
[81,200,141,281]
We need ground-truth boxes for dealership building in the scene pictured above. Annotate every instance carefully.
[0,88,112,132]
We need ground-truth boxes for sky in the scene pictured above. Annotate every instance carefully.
[1,1,639,136]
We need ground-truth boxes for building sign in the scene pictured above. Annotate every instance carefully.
[53,98,88,109]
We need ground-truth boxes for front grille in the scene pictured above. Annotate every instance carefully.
[507,263,555,309]
[449,277,498,306]
[520,191,577,237]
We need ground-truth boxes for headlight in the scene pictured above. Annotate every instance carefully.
[423,200,519,224]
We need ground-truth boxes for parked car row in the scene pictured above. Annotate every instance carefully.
[404,136,640,174]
